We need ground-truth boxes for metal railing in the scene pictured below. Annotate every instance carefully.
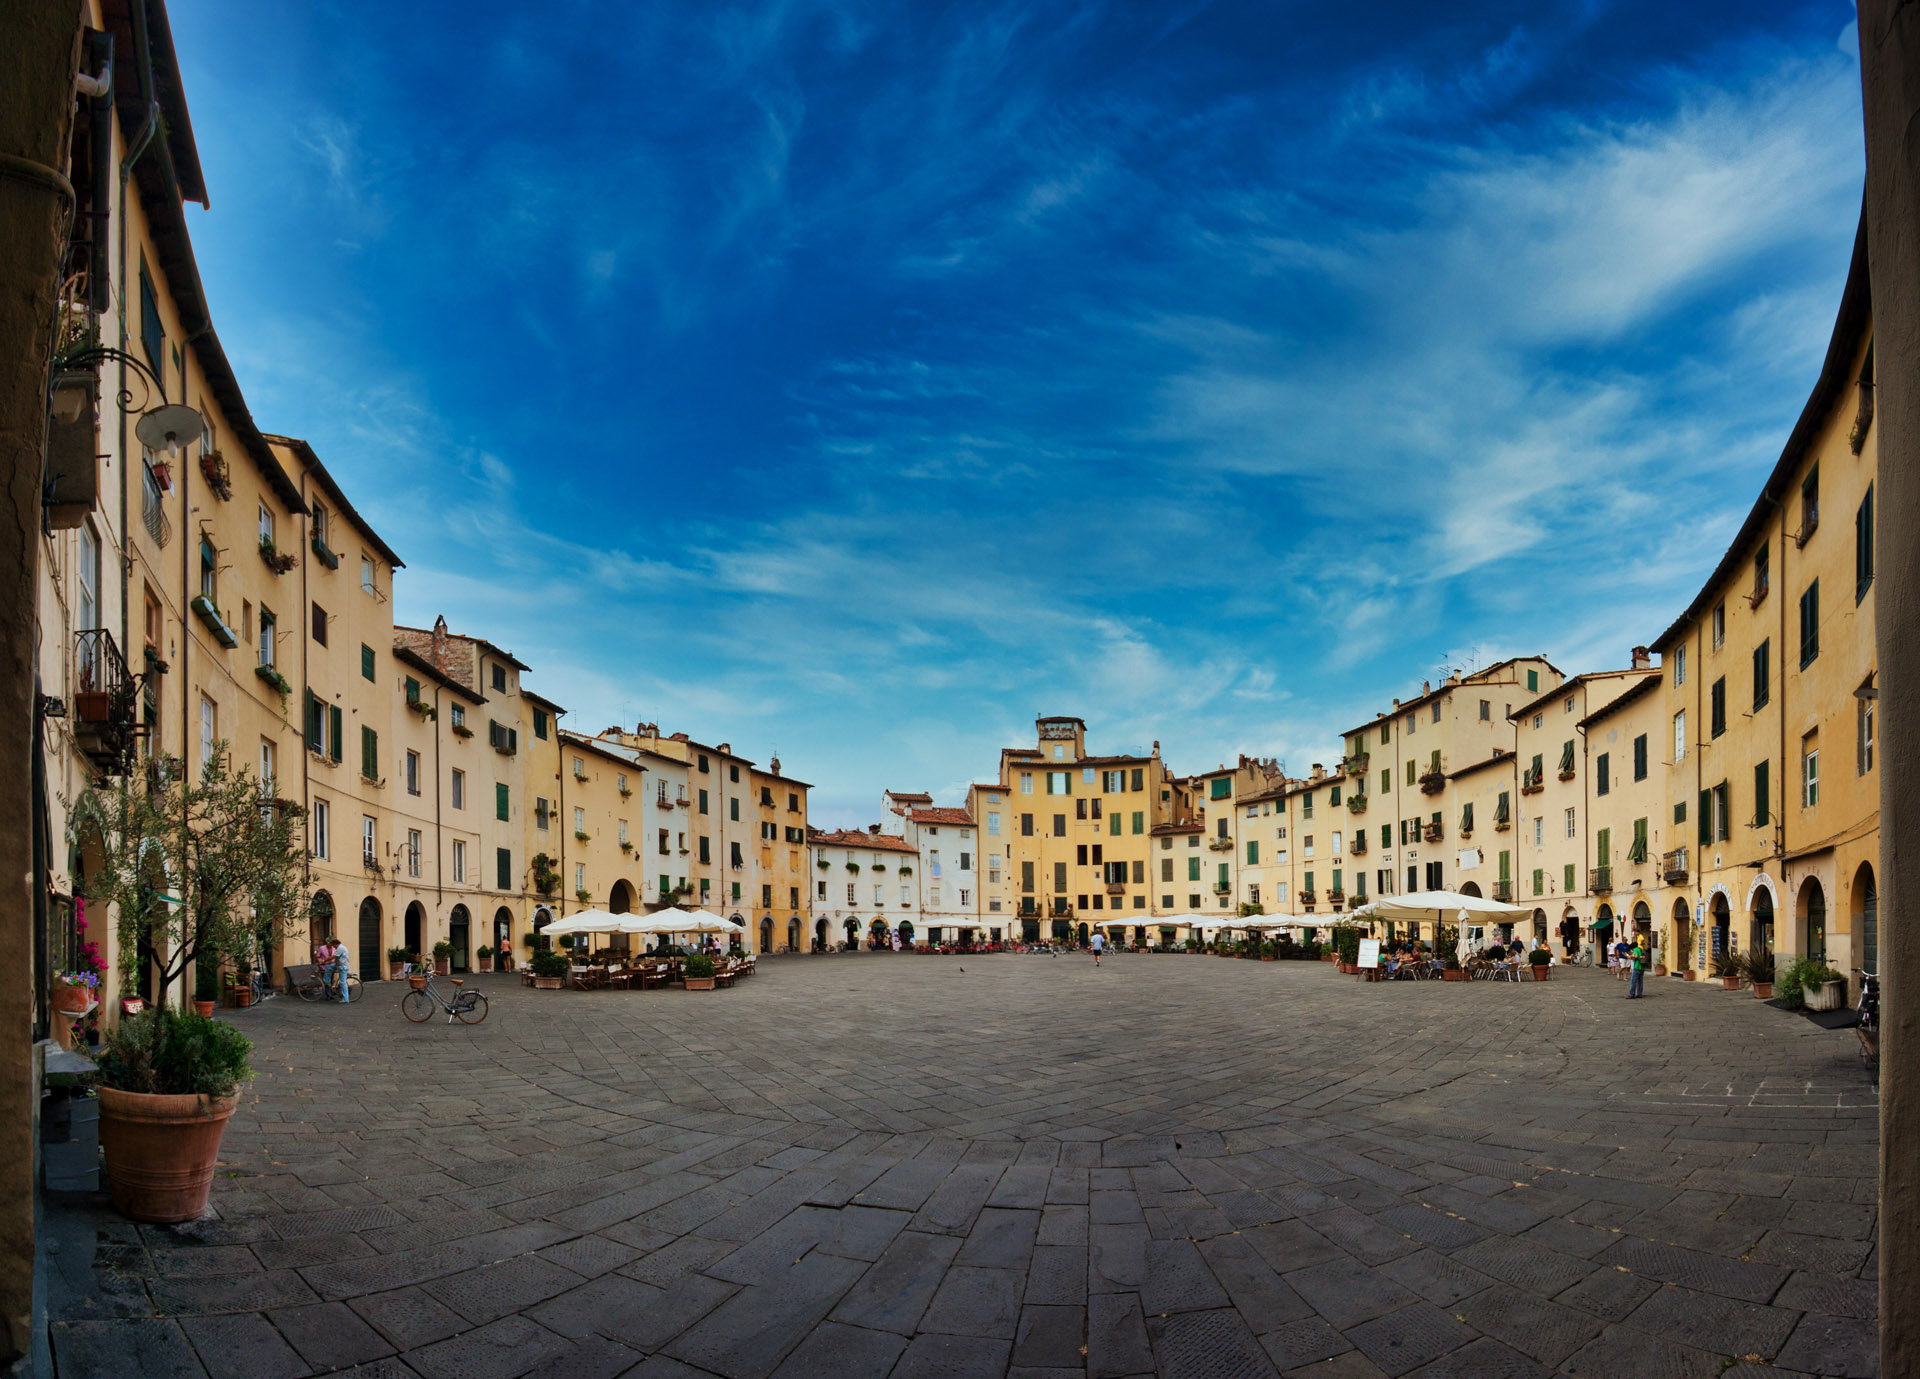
[1662,847,1689,884]
[1590,866,1612,893]
[141,467,170,548]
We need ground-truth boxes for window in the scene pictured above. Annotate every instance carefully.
[359,643,375,682]
[497,848,512,890]
[1380,767,1390,793]
[1632,734,1648,782]
[846,883,856,904]
[1674,645,1686,686]
[1803,736,1820,807]
[1209,777,1230,799]
[259,737,276,792]
[1432,701,1442,723]
[1564,864,1576,893]
[360,726,379,780]
[1595,753,1609,797]
[312,799,330,860]
[697,754,709,773]
[1713,782,1730,842]
[1056,814,1068,836]
[451,703,465,732]
[258,608,275,668]
[698,789,709,814]
[1860,687,1876,775]
[730,796,739,822]
[1857,484,1875,602]
[1799,465,1819,542]
[574,806,586,835]
[730,764,739,783]
[361,556,376,595]
[312,602,328,646]
[1526,668,1539,692]
[1564,807,1576,840]
[452,839,466,883]
[1800,580,1820,667]
[1753,639,1771,711]
[497,783,510,822]
[1021,813,1033,837]
[405,750,420,796]
[1533,868,1544,896]
[1479,699,1490,721]
[1304,792,1316,818]
[1020,772,1032,794]
[1754,540,1770,604]
[1187,856,1200,882]
[403,675,420,706]
[407,829,422,878]
[1331,830,1343,854]
[988,812,1000,836]
[491,663,506,692]
[1710,677,1726,739]
[1247,840,1259,865]
[1533,817,1543,846]
[1673,710,1686,762]
[699,836,711,863]
[576,863,586,893]
[1711,601,1725,651]
[451,768,465,809]
[362,816,377,866]
[1754,760,1770,828]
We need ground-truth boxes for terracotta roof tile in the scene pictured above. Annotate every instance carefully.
[909,808,973,826]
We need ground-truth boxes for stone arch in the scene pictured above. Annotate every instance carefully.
[1459,881,1482,898]
[310,891,335,945]
[1672,896,1694,973]
[533,904,555,949]
[844,917,859,946]
[1852,863,1878,975]
[608,879,635,915]
[447,904,471,972]
[1795,876,1827,962]
[361,898,385,974]
[787,917,799,952]
[1710,889,1732,959]
[1749,884,1775,956]
[898,920,915,947]
[493,906,514,961]
[759,916,773,953]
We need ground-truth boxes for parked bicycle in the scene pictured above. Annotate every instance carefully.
[401,970,488,1025]
[295,966,363,1003]
[1857,969,1880,1086]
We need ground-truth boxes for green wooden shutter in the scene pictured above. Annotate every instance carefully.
[1596,827,1610,866]
[1187,857,1199,881]
[1564,864,1575,892]
[1304,870,1314,893]
[496,783,509,821]
[1460,802,1473,832]
[361,643,375,682]
[1527,669,1539,691]
[1131,811,1143,834]
[1499,850,1510,881]
[1755,760,1770,827]
[1109,812,1120,837]
[1631,818,1648,862]
[329,705,343,763]
[304,689,321,752]
[1380,767,1390,793]
[1380,824,1390,848]
[1247,841,1258,865]
[1532,868,1543,895]
[1698,790,1711,845]
[361,725,377,779]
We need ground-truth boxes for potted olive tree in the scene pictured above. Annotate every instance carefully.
[94,1008,253,1223]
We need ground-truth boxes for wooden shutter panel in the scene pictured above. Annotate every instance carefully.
[329,705,343,763]
[1698,789,1711,845]
[1596,827,1609,866]
[305,689,321,752]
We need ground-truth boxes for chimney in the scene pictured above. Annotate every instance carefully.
[868,823,880,835]
[1310,763,1325,781]
[1631,645,1651,670]
[1392,698,1401,710]
[1422,680,1431,694]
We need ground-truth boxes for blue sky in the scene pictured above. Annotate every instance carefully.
[169,0,1866,825]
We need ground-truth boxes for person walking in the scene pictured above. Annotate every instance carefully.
[1627,935,1647,999]
[1090,930,1106,966]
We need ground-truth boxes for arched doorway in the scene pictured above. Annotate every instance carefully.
[759,916,773,953]
[1750,886,1774,956]
[1672,897,1693,974]
[815,917,830,951]
[1459,881,1482,898]
[609,880,635,915]
[868,918,888,949]
[899,920,915,947]
[787,917,800,952]
[1592,903,1613,955]
[533,904,554,949]
[310,891,335,945]
[729,913,745,953]
[1797,878,1826,963]
[1076,922,1089,947]
[844,918,858,947]
[448,905,470,972]
[403,900,423,958]
[360,898,384,975]
[1710,892,1731,961]
[1853,864,1878,976]
[494,907,514,967]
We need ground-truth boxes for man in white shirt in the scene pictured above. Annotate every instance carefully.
[1090,930,1106,966]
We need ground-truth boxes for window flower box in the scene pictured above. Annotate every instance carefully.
[311,533,340,570]
[253,664,291,701]
[574,830,591,843]
[190,594,238,648]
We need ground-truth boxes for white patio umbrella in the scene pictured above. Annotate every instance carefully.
[1349,890,1533,958]
[542,909,641,936]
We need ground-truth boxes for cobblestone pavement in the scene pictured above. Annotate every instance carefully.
[47,955,1879,1378]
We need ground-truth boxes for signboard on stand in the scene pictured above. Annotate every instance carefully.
[1357,938,1381,969]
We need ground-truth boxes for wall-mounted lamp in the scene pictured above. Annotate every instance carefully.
[134,403,205,459]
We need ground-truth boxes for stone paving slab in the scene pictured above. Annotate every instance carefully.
[44,956,1879,1376]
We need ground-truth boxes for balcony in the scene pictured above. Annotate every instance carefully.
[1328,888,1345,905]
[1213,882,1231,894]
[1105,882,1125,896]
[1207,836,1233,851]
[1494,812,1511,831]
[489,720,517,755]
[1590,866,1612,894]
[1662,847,1689,884]
[1493,879,1513,902]
[1298,890,1317,906]
[1794,503,1819,549]
[1351,833,1367,855]
[1346,794,1368,814]
[1520,770,1544,795]
[1418,771,1446,796]
[311,532,341,570]
[71,629,136,774]
[1423,823,1443,843]
[1343,752,1369,776]
[141,466,171,549]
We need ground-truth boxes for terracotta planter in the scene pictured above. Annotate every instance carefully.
[1654,965,1668,977]
[684,977,717,990]
[230,991,251,1009]
[192,1001,215,1018]
[1683,970,1696,981]
[533,976,562,990]
[389,961,406,979]
[97,1086,238,1223]
[1443,969,1467,981]
[408,975,428,991]
[1261,956,1276,962]
[434,959,450,975]
[1751,982,1773,999]
[51,982,93,1015]
[1721,976,1740,991]
[477,955,494,972]
[1533,966,1551,982]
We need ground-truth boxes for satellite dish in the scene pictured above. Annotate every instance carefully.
[134,404,206,459]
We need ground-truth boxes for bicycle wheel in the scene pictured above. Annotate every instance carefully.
[401,989,435,1023]
[456,991,489,1025]
[345,975,364,1002]
[296,979,324,1003]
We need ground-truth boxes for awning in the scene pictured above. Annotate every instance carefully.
[1591,917,1614,930]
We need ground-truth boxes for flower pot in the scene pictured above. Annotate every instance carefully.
[477,956,493,972]
[1805,978,1845,1012]
[408,975,428,991]
[51,982,92,1015]
[1261,956,1276,962]
[434,959,450,975]
[389,961,406,980]
[230,991,252,1009]
[1751,982,1773,999]
[1533,966,1551,982]
[1721,976,1740,991]
[97,1086,238,1223]
[1443,969,1467,981]
[1683,970,1696,981]
[534,976,562,990]
[1654,965,1667,977]
[684,976,716,990]
[192,1001,215,1018]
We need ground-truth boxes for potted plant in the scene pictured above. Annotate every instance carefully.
[1443,954,1467,981]
[530,948,568,989]
[682,954,717,990]
[1710,951,1743,990]
[432,941,453,975]
[53,969,99,1017]
[1802,962,1848,1011]
[387,945,410,980]
[575,888,592,903]
[1523,949,1550,981]
[229,964,255,1008]
[476,944,495,973]
[192,962,217,1019]
[1744,951,1775,1000]
[94,1007,252,1223]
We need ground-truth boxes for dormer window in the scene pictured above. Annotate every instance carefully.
[491,663,507,692]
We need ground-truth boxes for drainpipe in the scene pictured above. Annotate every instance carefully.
[117,0,160,682]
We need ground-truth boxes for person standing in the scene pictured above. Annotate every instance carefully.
[1627,935,1647,999]
[331,937,353,1003]
[1090,930,1105,966]
[1558,914,1578,961]
[313,937,336,996]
